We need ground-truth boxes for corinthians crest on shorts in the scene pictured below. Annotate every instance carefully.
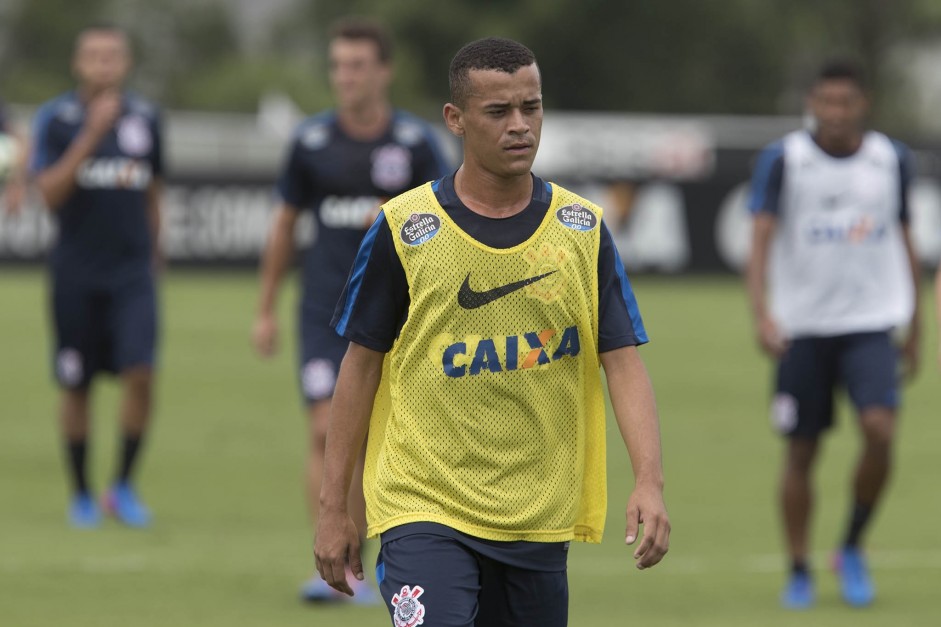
[391,585,426,627]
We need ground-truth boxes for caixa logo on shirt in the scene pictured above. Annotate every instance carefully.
[77,158,152,190]
[437,326,581,378]
[320,195,381,229]
[804,214,888,244]
[400,213,441,246]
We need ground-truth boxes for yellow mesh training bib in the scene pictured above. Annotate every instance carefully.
[365,181,607,543]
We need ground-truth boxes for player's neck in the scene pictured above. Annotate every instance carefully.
[813,130,864,157]
[337,100,392,141]
[454,166,533,219]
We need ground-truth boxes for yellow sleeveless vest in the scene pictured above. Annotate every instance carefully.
[365,181,607,543]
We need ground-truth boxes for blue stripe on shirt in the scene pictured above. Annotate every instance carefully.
[29,98,63,174]
[891,139,914,224]
[333,212,387,337]
[610,238,648,344]
[747,140,785,214]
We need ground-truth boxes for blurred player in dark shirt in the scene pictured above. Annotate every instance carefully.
[251,17,450,604]
[31,24,163,529]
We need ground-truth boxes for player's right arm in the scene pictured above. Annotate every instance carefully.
[252,204,299,357]
[33,90,121,211]
[315,341,384,595]
[935,267,941,371]
[745,142,788,358]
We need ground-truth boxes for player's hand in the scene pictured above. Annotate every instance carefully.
[756,315,788,358]
[84,90,123,138]
[252,313,278,357]
[314,508,363,596]
[624,482,670,570]
[2,178,25,215]
[899,327,920,381]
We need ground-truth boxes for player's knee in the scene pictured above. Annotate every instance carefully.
[860,409,895,448]
[785,438,819,473]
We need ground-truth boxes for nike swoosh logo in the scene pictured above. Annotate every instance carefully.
[457,271,557,309]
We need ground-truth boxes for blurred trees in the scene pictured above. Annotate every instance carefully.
[2,0,941,132]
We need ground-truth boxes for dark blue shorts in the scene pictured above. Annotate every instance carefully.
[298,314,348,403]
[772,331,899,438]
[51,276,158,389]
[377,523,569,627]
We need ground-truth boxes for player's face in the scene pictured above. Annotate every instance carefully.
[72,30,131,93]
[328,38,391,110]
[809,78,868,144]
[449,63,543,179]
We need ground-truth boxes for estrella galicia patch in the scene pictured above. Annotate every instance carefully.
[400,213,441,246]
[556,203,598,231]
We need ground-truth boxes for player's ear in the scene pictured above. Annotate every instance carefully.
[443,103,464,137]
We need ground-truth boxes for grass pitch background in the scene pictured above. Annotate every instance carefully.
[1,270,938,626]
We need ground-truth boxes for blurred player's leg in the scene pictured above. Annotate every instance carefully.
[780,437,819,608]
[301,398,377,603]
[102,280,158,528]
[102,366,154,528]
[61,387,99,528]
[834,406,894,607]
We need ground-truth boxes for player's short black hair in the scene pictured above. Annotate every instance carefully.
[74,22,129,54]
[815,58,867,91]
[449,37,537,106]
[329,17,393,63]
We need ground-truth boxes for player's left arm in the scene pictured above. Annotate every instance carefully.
[897,142,921,379]
[147,178,163,272]
[147,110,165,272]
[935,266,941,371]
[601,346,670,570]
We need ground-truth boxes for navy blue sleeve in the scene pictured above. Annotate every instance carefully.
[276,137,312,210]
[29,101,63,174]
[414,126,453,183]
[331,212,409,352]
[150,110,164,178]
[892,140,914,225]
[598,221,648,352]
[747,141,785,215]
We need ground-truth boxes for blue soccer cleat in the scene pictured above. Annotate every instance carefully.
[349,575,381,606]
[102,482,152,528]
[835,547,874,607]
[69,492,101,528]
[300,572,381,606]
[300,575,343,603]
[781,571,814,609]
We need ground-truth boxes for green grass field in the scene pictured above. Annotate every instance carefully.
[1,270,939,626]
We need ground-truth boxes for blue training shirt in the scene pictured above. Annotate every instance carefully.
[277,110,451,328]
[332,173,648,353]
[30,91,163,286]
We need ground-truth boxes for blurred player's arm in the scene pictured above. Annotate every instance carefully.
[746,212,787,357]
[899,226,921,379]
[314,341,383,595]
[34,90,121,211]
[935,266,941,371]
[147,179,163,271]
[252,204,299,357]
[2,123,28,214]
[601,345,670,570]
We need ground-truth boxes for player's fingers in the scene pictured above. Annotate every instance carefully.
[633,524,655,565]
[326,556,353,596]
[638,516,671,570]
[625,502,640,545]
[349,540,364,582]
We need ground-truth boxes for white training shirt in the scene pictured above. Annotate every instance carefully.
[748,130,914,338]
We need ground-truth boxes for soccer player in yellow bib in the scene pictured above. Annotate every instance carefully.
[315,37,670,626]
